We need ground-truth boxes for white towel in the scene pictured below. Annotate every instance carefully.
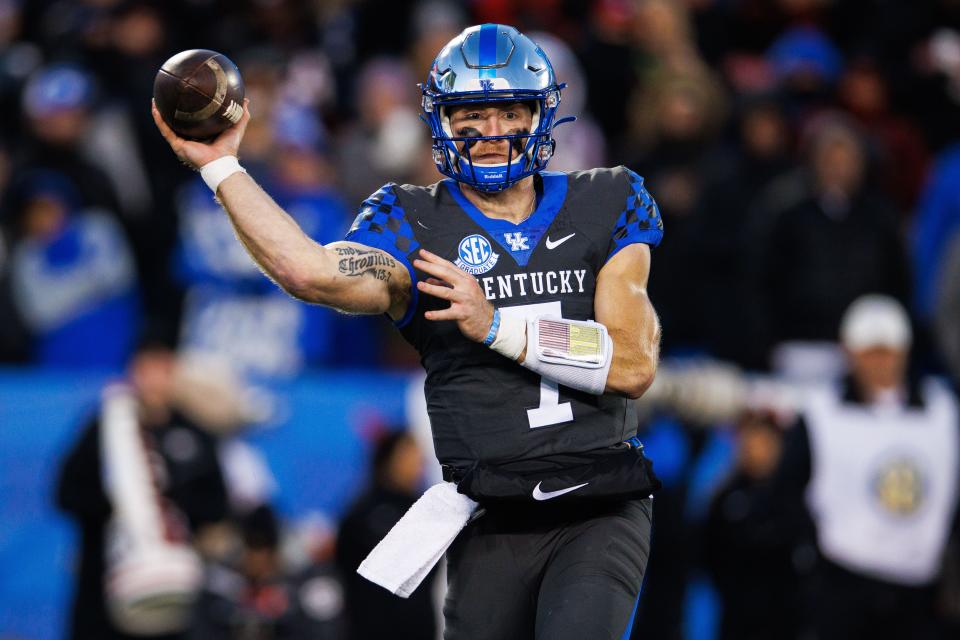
[357,481,478,598]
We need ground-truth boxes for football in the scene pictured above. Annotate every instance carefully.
[153,49,245,141]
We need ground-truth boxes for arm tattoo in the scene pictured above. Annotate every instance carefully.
[335,247,396,282]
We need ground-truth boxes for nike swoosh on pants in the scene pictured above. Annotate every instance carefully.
[532,481,589,501]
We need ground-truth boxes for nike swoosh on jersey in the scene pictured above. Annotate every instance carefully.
[532,481,589,501]
[545,233,575,250]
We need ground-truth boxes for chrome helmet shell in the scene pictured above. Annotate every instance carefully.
[421,24,564,192]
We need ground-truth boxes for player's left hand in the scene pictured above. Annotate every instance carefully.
[414,249,495,342]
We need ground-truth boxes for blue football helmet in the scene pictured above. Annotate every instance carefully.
[421,24,571,192]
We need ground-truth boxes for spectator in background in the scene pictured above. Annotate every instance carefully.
[913,141,960,336]
[578,0,640,141]
[529,31,607,171]
[168,352,278,523]
[838,59,929,214]
[767,295,959,639]
[335,431,436,640]
[190,505,347,640]
[277,49,338,127]
[703,409,805,640]
[618,0,725,352]
[623,0,725,166]
[624,69,726,356]
[267,102,345,224]
[56,342,230,640]
[14,63,124,220]
[694,95,795,368]
[336,58,422,208]
[632,0,711,79]
[15,58,162,336]
[8,169,139,368]
[767,25,844,125]
[87,1,187,341]
[80,0,167,222]
[286,513,349,639]
[751,114,910,378]
[407,0,466,84]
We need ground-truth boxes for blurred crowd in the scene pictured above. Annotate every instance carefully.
[1,0,959,638]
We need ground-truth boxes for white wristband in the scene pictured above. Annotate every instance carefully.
[200,156,246,194]
[489,311,526,361]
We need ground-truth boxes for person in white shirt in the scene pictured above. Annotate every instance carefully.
[768,294,959,639]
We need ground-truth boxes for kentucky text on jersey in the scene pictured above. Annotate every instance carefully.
[478,269,587,300]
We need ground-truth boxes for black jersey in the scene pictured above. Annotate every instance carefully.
[346,167,663,468]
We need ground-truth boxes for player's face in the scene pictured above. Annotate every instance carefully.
[447,102,533,165]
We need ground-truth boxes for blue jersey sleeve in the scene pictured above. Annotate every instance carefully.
[605,168,664,264]
[344,183,420,327]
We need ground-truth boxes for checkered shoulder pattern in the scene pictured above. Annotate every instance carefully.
[344,183,420,326]
[346,183,420,258]
[605,168,664,264]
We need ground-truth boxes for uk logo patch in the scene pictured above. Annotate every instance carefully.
[503,232,529,252]
[455,234,499,275]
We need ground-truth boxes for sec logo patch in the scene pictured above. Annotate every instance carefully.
[455,234,499,275]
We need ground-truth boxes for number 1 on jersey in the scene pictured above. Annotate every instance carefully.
[500,302,574,429]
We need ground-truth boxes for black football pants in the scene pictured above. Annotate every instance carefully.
[443,497,653,640]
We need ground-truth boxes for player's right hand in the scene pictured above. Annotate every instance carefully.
[414,249,496,343]
[151,98,251,171]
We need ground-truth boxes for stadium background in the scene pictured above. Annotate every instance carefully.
[2,0,960,638]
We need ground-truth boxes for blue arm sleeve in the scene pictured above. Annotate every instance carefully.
[605,168,664,265]
[344,183,420,327]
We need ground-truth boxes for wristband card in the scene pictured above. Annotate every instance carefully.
[536,317,605,366]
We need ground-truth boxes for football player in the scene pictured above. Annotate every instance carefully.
[153,24,663,640]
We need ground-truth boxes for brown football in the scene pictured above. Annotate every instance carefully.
[153,49,244,141]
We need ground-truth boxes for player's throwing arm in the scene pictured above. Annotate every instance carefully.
[151,100,411,321]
